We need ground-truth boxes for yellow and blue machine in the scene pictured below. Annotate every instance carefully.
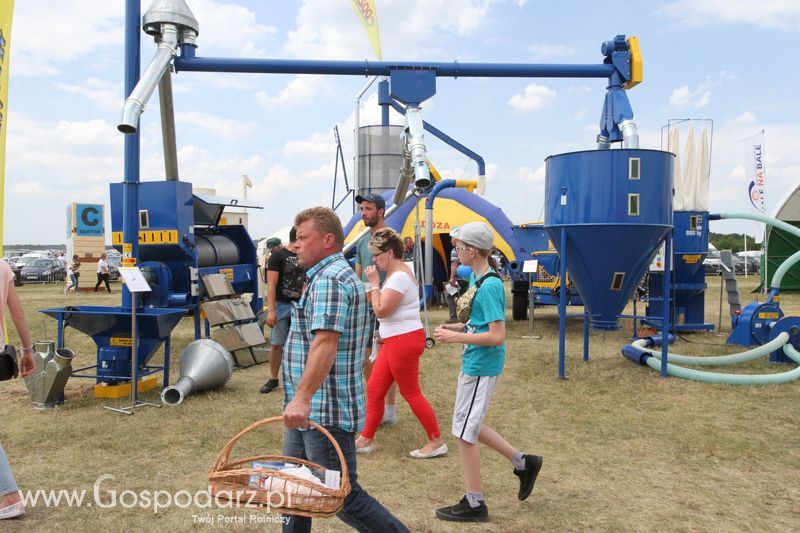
[509,223,582,319]
[109,180,262,337]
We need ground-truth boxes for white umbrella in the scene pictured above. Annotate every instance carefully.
[668,126,684,211]
[696,128,710,211]
[682,125,696,210]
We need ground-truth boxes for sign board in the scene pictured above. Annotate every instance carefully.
[522,260,539,273]
[76,204,104,236]
[118,267,151,293]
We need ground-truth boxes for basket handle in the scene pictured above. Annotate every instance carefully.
[212,416,349,483]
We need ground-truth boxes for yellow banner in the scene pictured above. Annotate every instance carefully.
[350,0,381,60]
[0,0,14,256]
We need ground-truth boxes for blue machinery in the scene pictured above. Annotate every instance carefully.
[545,149,674,378]
[116,0,644,302]
[44,0,649,389]
[645,211,714,332]
[620,212,800,383]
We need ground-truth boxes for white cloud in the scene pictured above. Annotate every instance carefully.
[255,75,329,110]
[515,164,545,185]
[283,133,335,159]
[12,1,122,76]
[175,111,258,142]
[176,0,277,57]
[528,44,576,60]
[284,0,500,60]
[56,78,122,110]
[730,112,757,125]
[573,110,587,121]
[508,84,556,113]
[658,0,800,31]
[669,83,711,109]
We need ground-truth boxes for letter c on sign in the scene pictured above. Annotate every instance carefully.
[82,207,100,227]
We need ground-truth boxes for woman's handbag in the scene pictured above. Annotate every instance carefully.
[455,271,501,324]
[0,345,18,381]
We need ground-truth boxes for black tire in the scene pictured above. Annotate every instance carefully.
[512,292,528,321]
[426,338,435,348]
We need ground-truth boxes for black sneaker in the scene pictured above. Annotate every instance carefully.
[259,378,279,394]
[435,496,488,522]
[514,454,543,501]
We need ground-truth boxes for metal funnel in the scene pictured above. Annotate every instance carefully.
[24,342,74,410]
[161,339,233,406]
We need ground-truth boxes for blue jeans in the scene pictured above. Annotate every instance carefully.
[282,426,408,533]
[0,441,18,496]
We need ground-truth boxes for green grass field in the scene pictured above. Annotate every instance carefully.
[1,276,798,532]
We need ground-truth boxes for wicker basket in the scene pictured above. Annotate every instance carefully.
[208,416,351,518]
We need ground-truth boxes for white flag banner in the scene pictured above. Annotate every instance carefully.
[744,131,765,213]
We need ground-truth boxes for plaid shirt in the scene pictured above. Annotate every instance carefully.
[283,252,370,432]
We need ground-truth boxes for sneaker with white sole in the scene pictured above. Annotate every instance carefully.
[435,496,488,522]
[0,501,25,520]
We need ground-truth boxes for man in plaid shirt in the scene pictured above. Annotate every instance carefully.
[281,207,407,533]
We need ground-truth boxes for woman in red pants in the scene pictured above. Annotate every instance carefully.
[355,228,447,459]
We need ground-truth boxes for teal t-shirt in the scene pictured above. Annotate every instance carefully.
[462,274,506,376]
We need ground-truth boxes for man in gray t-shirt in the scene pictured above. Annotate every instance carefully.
[354,192,397,425]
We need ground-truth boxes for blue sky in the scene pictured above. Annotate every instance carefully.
[4,0,799,244]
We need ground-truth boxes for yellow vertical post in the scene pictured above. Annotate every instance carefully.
[0,0,14,256]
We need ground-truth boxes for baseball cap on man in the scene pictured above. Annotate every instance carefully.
[355,193,386,210]
[451,221,494,251]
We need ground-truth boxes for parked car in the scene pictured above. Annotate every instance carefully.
[735,254,760,274]
[703,257,723,275]
[11,254,42,277]
[20,258,67,283]
[6,256,19,267]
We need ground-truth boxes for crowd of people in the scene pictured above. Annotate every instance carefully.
[2,198,541,528]
[257,197,542,529]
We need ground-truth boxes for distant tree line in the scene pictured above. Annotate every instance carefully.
[710,232,761,254]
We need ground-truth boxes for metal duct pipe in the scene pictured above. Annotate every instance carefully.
[158,69,179,180]
[404,106,431,189]
[118,23,180,135]
[392,147,414,207]
[620,120,639,149]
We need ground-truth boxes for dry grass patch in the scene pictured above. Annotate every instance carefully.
[1,277,798,531]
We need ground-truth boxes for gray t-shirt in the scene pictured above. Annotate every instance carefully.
[355,233,386,284]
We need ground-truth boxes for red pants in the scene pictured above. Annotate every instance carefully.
[362,328,441,440]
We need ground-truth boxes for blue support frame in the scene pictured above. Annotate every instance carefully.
[122,0,141,309]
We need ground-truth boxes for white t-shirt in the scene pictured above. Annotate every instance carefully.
[378,271,423,338]
[97,258,108,274]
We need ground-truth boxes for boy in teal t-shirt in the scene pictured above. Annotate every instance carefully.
[433,222,543,523]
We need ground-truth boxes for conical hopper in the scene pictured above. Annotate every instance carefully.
[544,149,674,330]
[39,306,186,365]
